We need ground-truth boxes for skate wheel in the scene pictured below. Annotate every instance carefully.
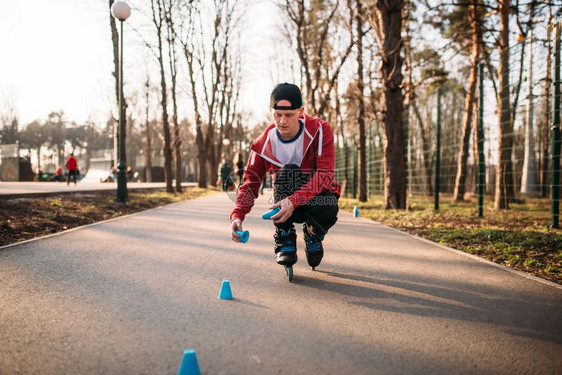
[285,266,293,282]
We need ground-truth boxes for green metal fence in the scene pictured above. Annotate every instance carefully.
[334,21,561,228]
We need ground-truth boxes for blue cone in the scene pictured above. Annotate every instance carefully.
[178,349,201,375]
[218,280,233,299]
[262,206,281,220]
[235,230,249,243]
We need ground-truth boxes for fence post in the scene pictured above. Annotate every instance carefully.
[353,145,358,199]
[478,63,485,218]
[552,21,561,229]
[367,122,372,197]
[435,87,442,211]
[404,103,410,198]
[344,143,349,196]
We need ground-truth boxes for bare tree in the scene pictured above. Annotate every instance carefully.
[143,72,153,182]
[354,0,367,202]
[367,0,407,209]
[214,48,242,180]
[19,120,45,170]
[45,111,66,166]
[517,3,542,196]
[180,2,207,188]
[494,0,513,209]
[453,0,483,201]
[520,27,538,195]
[539,4,553,198]
[179,0,244,187]
[150,0,174,192]
[280,0,354,119]
[204,0,241,186]
[163,0,182,192]
[403,4,441,196]
[0,92,19,144]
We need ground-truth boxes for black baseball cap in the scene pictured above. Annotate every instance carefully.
[270,83,303,110]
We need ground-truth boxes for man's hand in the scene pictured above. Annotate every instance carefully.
[269,198,295,223]
[230,218,243,242]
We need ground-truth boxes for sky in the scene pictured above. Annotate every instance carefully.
[0,0,280,127]
[0,1,114,125]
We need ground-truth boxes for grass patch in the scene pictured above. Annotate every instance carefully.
[0,187,217,247]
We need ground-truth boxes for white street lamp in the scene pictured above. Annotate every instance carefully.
[111,1,131,21]
[111,1,131,203]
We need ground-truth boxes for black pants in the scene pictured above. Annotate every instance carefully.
[273,164,338,235]
[67,170,77,185]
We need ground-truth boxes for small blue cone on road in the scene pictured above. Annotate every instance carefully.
[353,206,359,218]
[218,280,233,299]
[178,349,201,375]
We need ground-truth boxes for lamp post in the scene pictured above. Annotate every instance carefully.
[111,1,131,203]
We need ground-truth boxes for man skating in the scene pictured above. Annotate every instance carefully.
[229,83,340,269]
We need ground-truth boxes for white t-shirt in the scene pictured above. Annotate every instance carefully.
[270,120,305,166]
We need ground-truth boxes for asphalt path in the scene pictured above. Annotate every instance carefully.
[0,181,196,198]
[0,192,561,374]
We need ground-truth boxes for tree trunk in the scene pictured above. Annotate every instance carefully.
[521,28,538,195]
[36,147,41,171]
[196,128,207,188]
[453,0,481,201]
[151,0,173,193]
[171,57,182,192]
[164,2,182,193]
[180,8,206,188]
[144,78,152,183]
[413,102,433,194]
[173,113,182,191]
[540,5,553,197]
[473,105,479,193]
[206,126,217,190]
[356,0,367,202]
[494,0,513,209]
[375,0,407,209]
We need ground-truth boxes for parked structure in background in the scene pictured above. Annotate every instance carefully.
[0,143,32,181]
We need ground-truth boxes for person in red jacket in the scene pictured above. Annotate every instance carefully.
[229,83,340,269]
[65,153,78,186]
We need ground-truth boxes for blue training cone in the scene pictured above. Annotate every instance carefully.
[235,230,249,243]
[218,280,233,299]
[178,349,201,375]
[353,206,359,218]
[262,206,281,220]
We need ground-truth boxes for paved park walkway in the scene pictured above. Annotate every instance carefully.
[0,192,561,374]
[0,181,196,198]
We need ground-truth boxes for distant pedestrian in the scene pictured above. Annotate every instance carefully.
[220,159,233,192]
[235,152,245,185]
[55,165,63,181]
[65,153,78,186]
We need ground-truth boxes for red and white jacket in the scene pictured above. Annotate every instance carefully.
[230,114,341,222]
